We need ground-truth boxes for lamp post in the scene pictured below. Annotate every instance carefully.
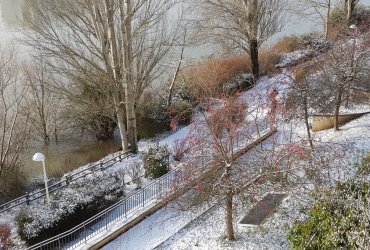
[32,152,50,205]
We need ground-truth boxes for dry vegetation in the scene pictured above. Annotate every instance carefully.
[179,39,304,99]
[180,55,251,98]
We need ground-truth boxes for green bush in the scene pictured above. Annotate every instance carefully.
[169,100,193,126]
[288,179,370,249]
[356,153,370,175]
[137,91,171,139]
[143,144,170,179]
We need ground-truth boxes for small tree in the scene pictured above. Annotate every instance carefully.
[318,35,370,130]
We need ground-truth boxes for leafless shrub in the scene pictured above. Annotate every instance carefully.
[127,162,143,189]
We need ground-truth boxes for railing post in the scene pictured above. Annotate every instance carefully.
[105,211,108,230]
[124,199,127,218]
[100,161,103,170]
[26,193,30,206]
[84,225,87,244]
[65,174,71,186]
[142,189,145,207]
[119,154,122,162]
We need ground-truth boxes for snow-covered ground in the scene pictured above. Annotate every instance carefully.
[103,70,370,249]
[156,114,370,250]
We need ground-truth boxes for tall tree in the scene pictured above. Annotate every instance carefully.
[345,0,360,22]
[0,45,32,176]
[24,0,181,153]
[193,0,288,77]
[297,0,334,40]
[23,59,56,144]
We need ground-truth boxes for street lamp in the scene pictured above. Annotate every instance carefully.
[32,152,50,205]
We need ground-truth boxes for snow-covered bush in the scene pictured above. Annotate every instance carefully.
[143,144,170,179]
[222,73,254,94]
[276,49,315,68]
[288,178,370,249]
[300,33,332,53]
[16,169,126,245]
[275,33,333,69]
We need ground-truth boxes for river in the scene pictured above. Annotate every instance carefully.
[1,0,369,179]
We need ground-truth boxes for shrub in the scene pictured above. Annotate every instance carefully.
[0,223,13,248]
[259,49,281,75]
[300,33,332,52]
[288,179,370,249]
[182,55,251,99]
[137,91,171,139]
[127,162,143,189]
[172,139,188,162]
[272,36,302,54]
[143,144,170,179]
[16,169,125,245]
[169,100,193,126]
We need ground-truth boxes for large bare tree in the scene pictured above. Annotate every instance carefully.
[0,45,32,176]
[24,0,182,153]
[193,0,288,77]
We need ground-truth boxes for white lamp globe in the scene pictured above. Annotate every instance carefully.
[33,152,45,162]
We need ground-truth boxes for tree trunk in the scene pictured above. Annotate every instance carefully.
[225,163,235,241]
[167,40,185,109]
[347,0,353,22]
[303,93,313,149]
[116,103,129,152]
[250,38,259,78]
[226,186,235,241]
[325,0,331,40]
[121,0,138,153]
[334,88,343,131]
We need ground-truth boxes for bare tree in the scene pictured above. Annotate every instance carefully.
[296,0,335,39]
[23,59,56,145]
[316,34,369,130]
[192,0,288,77]
[0,45,32,176]
[24,0,182,153]
[127,162,143,189]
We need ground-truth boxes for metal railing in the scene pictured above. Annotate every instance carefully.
[27,128,276,250]
[0,151,132,214]
[28,162,197,250]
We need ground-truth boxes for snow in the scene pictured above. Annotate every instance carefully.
[104,68,369,249]
[102,195,210,250]
[276,49,314,68]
